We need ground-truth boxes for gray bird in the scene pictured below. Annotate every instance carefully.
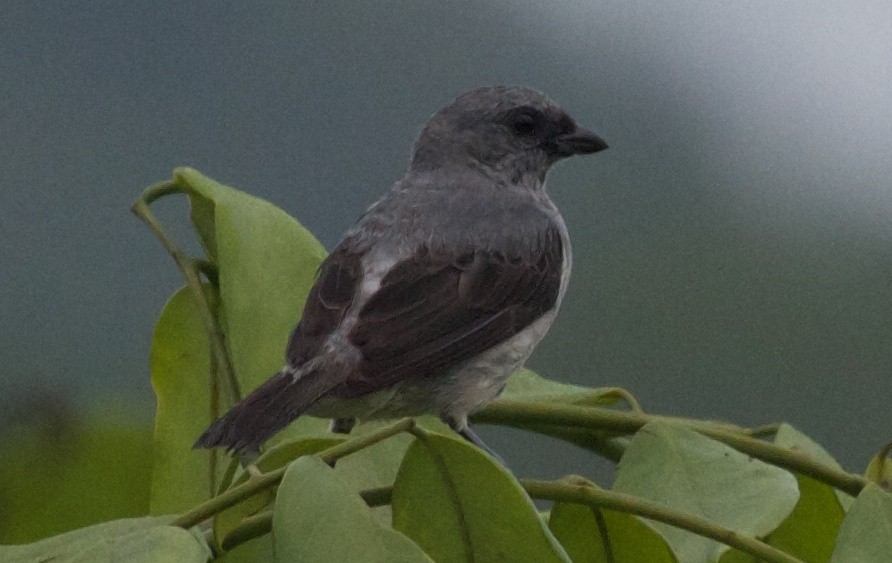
[195,86,607,456]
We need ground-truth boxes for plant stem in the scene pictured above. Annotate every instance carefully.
[749,423,782,438]
[698,426,866,497]
[472,400,647,433]
[140,180,181,204]
[521,477,804,563]
[587,386,643,413]
[590,505,616,563]
[219,510,273,551]
[473,400,868,497]
[172,418,415,529]
[514,422,628,462]
[131,183,241,406]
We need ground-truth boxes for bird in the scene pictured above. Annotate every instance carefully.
[194,86,607,457]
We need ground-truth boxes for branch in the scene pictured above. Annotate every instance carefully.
[473,400,868,496]
[131,182,241,406]
[521,477,803,563]
[172,418,415,530]
[218,509,272,551]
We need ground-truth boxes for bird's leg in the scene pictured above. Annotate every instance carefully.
[238,450,259,469]
[237,450,263,482]
[458,427,508,466]
[444,416,508,467]
[330,417,357,434]
[327,418,357,468]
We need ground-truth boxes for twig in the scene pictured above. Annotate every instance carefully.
[473,400,868,496]
[172,418,415,529]
[131,182,241,406]
[522,477,804,563]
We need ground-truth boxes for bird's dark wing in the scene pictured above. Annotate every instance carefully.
[286,246,364,368]
[331,221,564,397]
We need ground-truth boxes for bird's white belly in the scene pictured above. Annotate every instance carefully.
[314,310,558,421]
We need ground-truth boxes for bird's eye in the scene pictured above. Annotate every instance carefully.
[506,108,542,137]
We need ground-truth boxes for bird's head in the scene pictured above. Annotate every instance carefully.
[410,86,607,184]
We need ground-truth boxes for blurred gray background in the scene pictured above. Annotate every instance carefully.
[1,1,889,479]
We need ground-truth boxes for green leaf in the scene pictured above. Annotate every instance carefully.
[613,421,799,562]
[149,169,328,515]
[215,417,447,550]
[865,442,892,493]
[210,438,345,563]
[548,501,676,563]
[500,368,633,407]
[0,516,210,562]
[173,167,327,400]
[774,423,854,510]
[747,424,845,562]
[149,285,219,515]
[761,476,843,563]
[334,417,449,488]
[325,417,452,528]
[217,420,445,560]
[830,483,892,562]
[273,457,431,562]
[214,437,344,550]
[392,432,571,563]
[0,413,151,544]
[488,369,637,458]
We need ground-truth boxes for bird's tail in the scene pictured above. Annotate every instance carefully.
[193,365,333,455]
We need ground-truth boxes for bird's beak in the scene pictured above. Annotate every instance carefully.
[554,126,609,156]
